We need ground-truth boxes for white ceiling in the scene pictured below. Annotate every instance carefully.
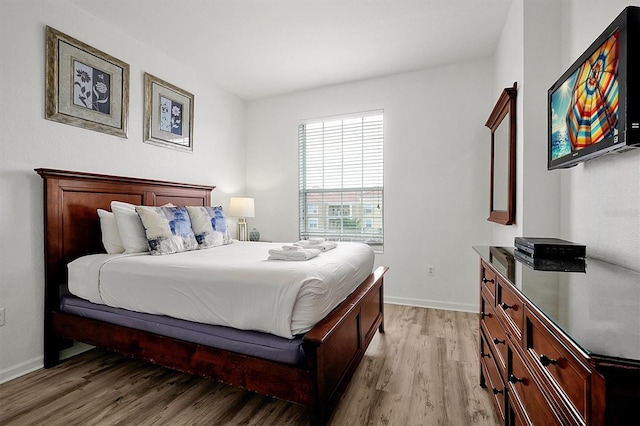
[71,0,512,101]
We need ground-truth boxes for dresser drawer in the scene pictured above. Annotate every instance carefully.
[480,331,506,423]
[480,260,496,303]
[496,278,524,340]
[507,398,529,426]
[525,307,591,424]
[508,345,563,426]
[481,293,507,373]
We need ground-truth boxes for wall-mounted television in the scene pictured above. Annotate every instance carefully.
[548,6,640,170]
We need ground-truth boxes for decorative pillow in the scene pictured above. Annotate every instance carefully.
[97,209,124,254]
[210,206,233,245]
[136,206,198,255]
[186,206,232,248]
[185,206,221,248]
[111,201,149,253]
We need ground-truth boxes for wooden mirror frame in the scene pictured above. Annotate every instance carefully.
[486,82,517,225]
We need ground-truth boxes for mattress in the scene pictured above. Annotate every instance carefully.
[60,295,306,365]
[68,241,374,339]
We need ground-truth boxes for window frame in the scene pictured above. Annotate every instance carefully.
[298,110,384,248]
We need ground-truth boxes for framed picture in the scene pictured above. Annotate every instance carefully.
[144,73,194,152]
[45,26,129,138]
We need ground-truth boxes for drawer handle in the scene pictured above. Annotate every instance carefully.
[482,277,495,284]
[481,312,492,319]
[493,338,505,345]
[492,388,503,395]
[481,352,491,358]
[500,302,515,311]
[539,354,558,367]
[508,374,523,384]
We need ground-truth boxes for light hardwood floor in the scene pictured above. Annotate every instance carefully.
[0,305,499,425]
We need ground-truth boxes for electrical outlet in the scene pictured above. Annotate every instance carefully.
[427,265,435,276]
[0,308,5,326]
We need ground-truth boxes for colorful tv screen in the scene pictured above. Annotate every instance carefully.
[550,32,619,162]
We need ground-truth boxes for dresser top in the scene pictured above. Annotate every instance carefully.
[474,246,640,363]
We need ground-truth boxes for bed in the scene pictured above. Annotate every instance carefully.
[37,168,388,426]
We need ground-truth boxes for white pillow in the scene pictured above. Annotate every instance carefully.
[111,201,149,253]
[97,209,124,254]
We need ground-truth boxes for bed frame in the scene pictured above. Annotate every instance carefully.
[37,168,387,426]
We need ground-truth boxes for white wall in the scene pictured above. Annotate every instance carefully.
[0,0,247,382]
[559,0,640,270]
[491,0,563,245]
[491,0,525,245]
[520,0,562,238]
[245,61,494,312]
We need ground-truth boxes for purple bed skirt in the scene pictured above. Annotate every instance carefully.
[60,296,306,366]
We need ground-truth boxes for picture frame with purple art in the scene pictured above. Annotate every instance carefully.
[45,26,129,138]
[144,73,194,152]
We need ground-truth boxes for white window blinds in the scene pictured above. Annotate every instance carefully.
[299,111,384,246]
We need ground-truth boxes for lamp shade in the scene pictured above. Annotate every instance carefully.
[228,197,255,218]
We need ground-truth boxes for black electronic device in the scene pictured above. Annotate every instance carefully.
[514,237,586,259]
[514,248,586,272]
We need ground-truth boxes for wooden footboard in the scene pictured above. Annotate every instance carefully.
[304,265,387,425]
[37,168,388,426]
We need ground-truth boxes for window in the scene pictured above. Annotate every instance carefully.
[328,204,351,217]
[299,111,384,246]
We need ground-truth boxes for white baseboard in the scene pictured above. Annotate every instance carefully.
[0,342,94,385]
[0,356,42,384]
[384,296,478,313]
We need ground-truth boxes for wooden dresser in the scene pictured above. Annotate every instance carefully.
[474,246,640,425]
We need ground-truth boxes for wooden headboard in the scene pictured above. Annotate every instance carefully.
[36,168,215,318]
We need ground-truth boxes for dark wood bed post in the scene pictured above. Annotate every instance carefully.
[41,172,67,368]
[36,168,387,426]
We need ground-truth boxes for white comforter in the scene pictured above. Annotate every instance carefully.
[67,241,375,339]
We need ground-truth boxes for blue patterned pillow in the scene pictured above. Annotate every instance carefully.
[186,206,233,248]
[135,206,198,255]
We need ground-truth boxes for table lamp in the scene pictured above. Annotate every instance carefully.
[228,197,255,241]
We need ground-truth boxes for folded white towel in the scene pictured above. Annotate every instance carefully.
[281,245,300,251]
[268,248,321,261]
[294,240,338,252]
[296,238,325,244]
